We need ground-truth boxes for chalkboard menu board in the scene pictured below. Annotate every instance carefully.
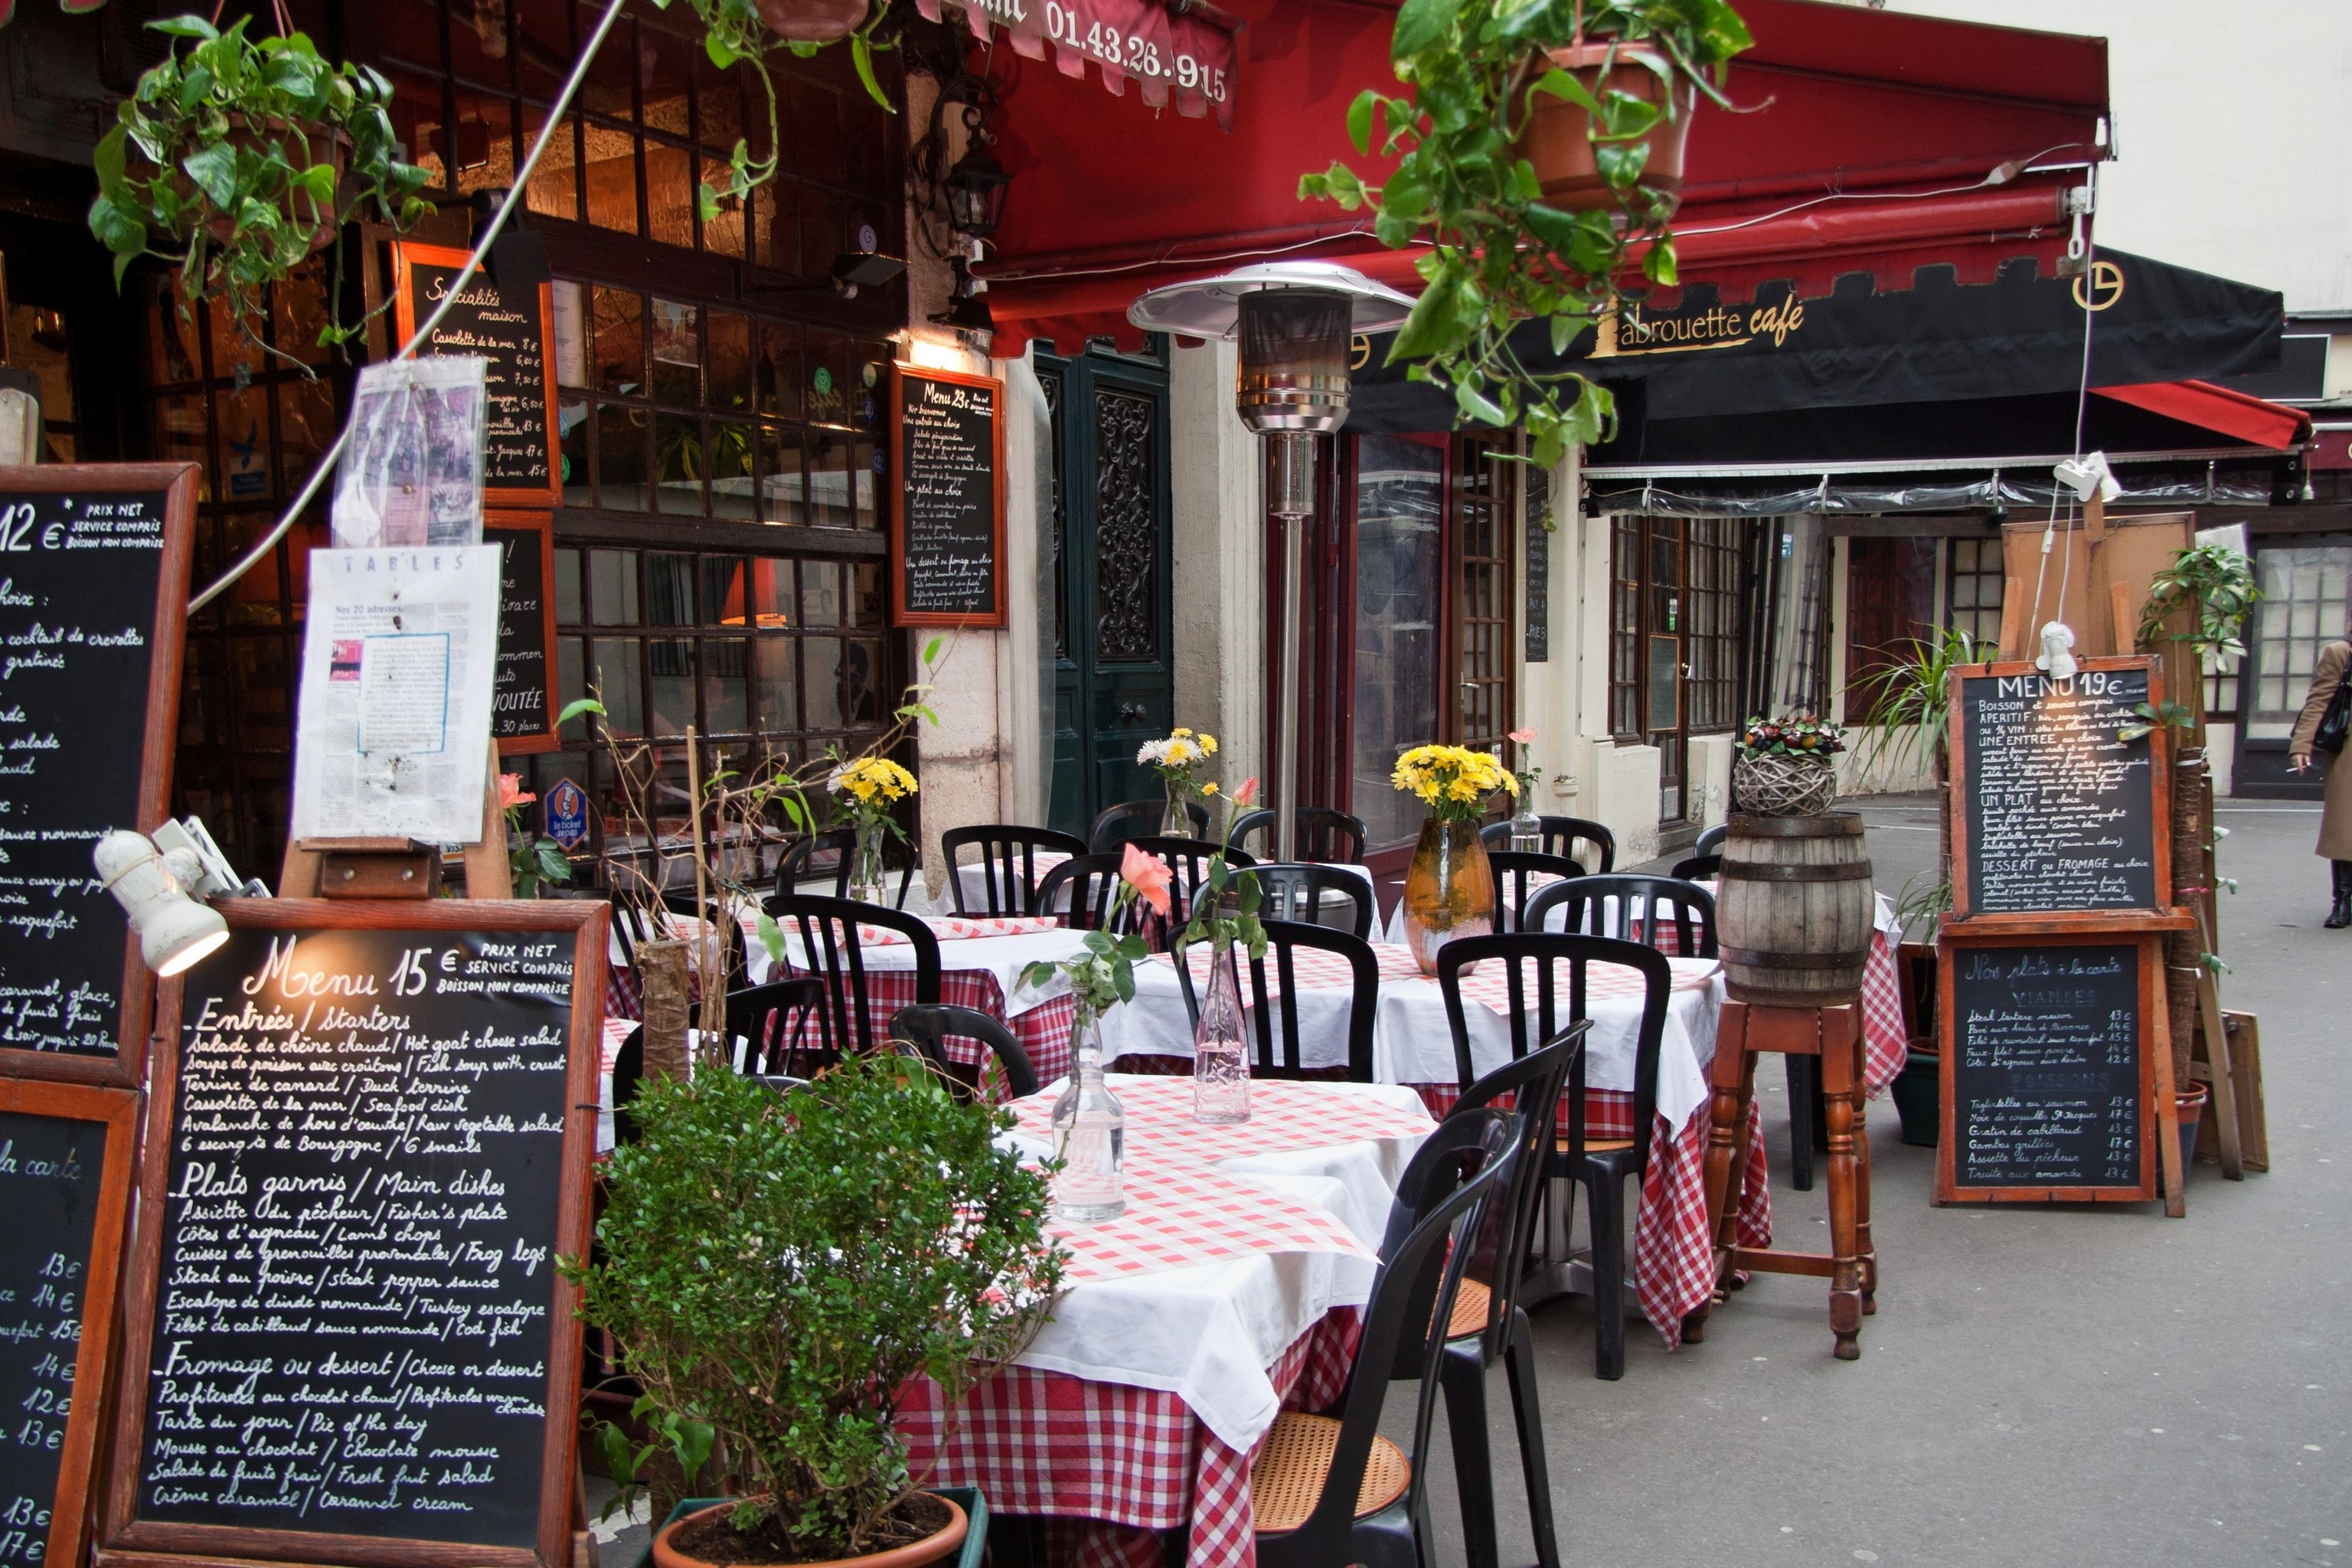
[104,901,605,1568]
[890,367,1005,629]
[1938,933,2161,1203]
[393,243,560,508]
[486,513,557,754]
[1952,658,2167,919]
[0,466,196,1088]
[0,1080,139,1568]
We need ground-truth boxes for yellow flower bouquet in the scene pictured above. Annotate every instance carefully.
[827,754,918,903]
[1391,743,1520,825]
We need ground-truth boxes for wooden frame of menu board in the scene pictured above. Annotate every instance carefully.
[98,900,607,1568]
[486,510,560,755]
[1945,655,2175,928]
[1935,918,2193,1209]
[0,1076,142,1568]
[390,242,561,508]
[888,364,1008,629]
[0,463,197,1089]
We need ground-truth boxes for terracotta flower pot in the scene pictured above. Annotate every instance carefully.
[753,0,868,43]
[1400,818,1494,975]
[1511,40,1695,214]
[198,121,349,255]
[653,1496,969,1568]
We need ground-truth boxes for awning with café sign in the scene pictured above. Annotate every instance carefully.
[914,0,1240,127]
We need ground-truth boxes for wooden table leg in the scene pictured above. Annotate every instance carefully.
[1821,1005,1864,1361]
[1688,1001,1759,1344]
[1851,1012,1877,1313]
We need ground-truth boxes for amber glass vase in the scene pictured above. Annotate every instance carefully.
[1400,818,1494,975]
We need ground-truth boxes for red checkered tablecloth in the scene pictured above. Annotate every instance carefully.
[1014,1076,1436,1166]
[1044,1164,1375,1281]
[900,1308,1361,1568]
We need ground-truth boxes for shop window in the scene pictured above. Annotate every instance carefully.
[1945,536,2006,648]
[1607,515,1754,823]
[3,303,78,462]
[1684,520,1745,733]
[2247,545,2352,738]
[1844,535,1936,722]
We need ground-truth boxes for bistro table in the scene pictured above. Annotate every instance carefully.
[958,850,1377,925]
[900,1076,1436,1568]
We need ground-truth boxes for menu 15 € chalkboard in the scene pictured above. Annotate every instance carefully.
[103,902,605,1568]
[392,244,559,508]
[890,368,1005,629]
[0,466,197,1089]
[0,1080,139,1568]
[485,514,557,754]
[1940,936,2153,1200]
[1952,659,2166,919]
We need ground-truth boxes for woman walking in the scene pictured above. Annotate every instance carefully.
[2288,624,2352,926]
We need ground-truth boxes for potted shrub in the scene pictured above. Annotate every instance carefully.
[569,1054,1064,1568]
[87,15,433,360]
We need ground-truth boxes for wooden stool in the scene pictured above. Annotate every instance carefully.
[1687,999,1876,1360]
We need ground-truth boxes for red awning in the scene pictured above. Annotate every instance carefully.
[979,0,2109,356]
[2091,381,2311,451]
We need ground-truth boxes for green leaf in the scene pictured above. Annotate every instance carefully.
[1595,139,1651,190]
[1642,234,1678,286]
[178,140,239,210]
[704,28,743,68]
[1346,90,1378,155]
[922,634,944,665]
[93,124,127,195]
[147,13,219,38]
[1530,66,1600,115]
[697,182,722,224]
[849,34,893,113]
[1388,270,1465,361]
[556,697,606,724]
[1389,0,1459,57]
[1455,377,1507,426]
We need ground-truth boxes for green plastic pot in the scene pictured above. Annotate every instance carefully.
[628,1491,988,1568]
[1890,1050,1939,1147]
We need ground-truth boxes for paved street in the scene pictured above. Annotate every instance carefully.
[1407,795,2350,1567]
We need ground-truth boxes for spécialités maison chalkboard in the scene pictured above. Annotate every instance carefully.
[0,1079,140,1568]
[0,466,197,1088]
[485,513,557,754]
[101,901,606,1568]
[1949,658,2169,920]
[392,244,560,508]
[890,367,1005,629]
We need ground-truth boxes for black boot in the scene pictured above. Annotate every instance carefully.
[2328,861,2352,929]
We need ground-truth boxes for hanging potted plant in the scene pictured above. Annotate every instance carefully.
[1392,743,1517,974]
[86,14,433,362]
[1510,11,1700,213]
[570,1053,1065,1568]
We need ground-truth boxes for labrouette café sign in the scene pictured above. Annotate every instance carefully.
[913,0,1239,128]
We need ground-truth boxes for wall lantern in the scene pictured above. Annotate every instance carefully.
[945,139,1011,241]
[1128,262,1413,860]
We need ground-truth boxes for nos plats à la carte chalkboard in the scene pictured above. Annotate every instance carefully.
[0,465,197,1089]
[485,514,557,755]
[890,367,1005,629]
[392,244,560,508]
[101,900,606,1568]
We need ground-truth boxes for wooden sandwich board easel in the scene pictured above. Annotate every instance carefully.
[276,737,516,898]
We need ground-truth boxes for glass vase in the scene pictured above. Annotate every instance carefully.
[1191,942,1251,1124]
[848,818,890,904]
[1161,779,1195,838]
[1050,1010,1126,1223]
[1509,804,1543,854]
[1400,817,1494,975]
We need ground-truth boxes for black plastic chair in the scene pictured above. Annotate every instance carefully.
[1034,852,1154,939]
[1171,919,1378,1082]
[611,891,752,995]
[608,977,831,1142]
[1229,806,1369,865]
[1089,796,1209,852]
[773,827,918,909]
[1437,932,1672,1380]
[760,893,941,1058]
[1251,1135,1515,1568]
[1122,835,1256,926]
[1479,815,1616,874]
[1670,853,1723,881]
[1694,822,1727,857]
[1486,850,1586,933]
[1527,874,1717,958]
[940,825,1088,916]
[1251,862,1375,939]
[888,1002,1039,1102]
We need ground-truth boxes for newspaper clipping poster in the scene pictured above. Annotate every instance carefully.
[290,546,501,844]
[332,356,489,548]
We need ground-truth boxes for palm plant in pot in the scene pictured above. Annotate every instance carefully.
[568,1053,1065,1568]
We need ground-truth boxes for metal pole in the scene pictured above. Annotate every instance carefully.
[1268,432,1316,864]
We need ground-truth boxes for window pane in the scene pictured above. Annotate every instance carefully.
[753,638,797,731]
[153,392,211,493]
[844,639,883,724]
[851,438,879,529]
[596,403,649,509]
[557,634,587,741]
[702,637,749,734]
[648,637,694,734]
[590,638,643,733]
[808,436,852,528]
[592,288,643,394]
[702,557,747,626]
[800,560,841,626]
[701,178,745,260]
[654,413,705,514]
[276,377,336,497]
[583,119,639,234]
[522,107,580,222]
[708,312,753,412]
[648,298,701,405]
[645,552,695,624]
[756,319,802,420]
[217,383,273,502]
[709,420,754,519]
[758,423,804,524]
[588,548,639,624]
[645,142,696,250]
[1351,436,1445,851]
[553,280,589,388]
[804,636,843,729]
[747,559,791,627]
[807,332,850,426]
[554,547,583,623]
[268,262,333,371]
[850,561,885,628]
[560,399,590,505]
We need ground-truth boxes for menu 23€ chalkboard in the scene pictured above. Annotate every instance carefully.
[103,900,606,1568]
[0,465,197,1089]
[890,367,1006,629]
[392,243,560,508]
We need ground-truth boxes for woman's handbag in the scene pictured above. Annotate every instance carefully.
[2317,667,2352,756]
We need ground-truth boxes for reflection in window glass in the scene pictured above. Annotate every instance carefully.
[596,403,648,510]
[560,400,590,505]
[709,420,755,519]
[844,639,882,724]
[557,635,586,741]
[583,120,639,234]
[277,377,335,495]
[216,384,273,502]
[588,550,638,624]
[757,320,801,420]
[645,553,695,625]
[645,144,696,251]
[702,557,747,626]
[654,413,704,514]
[648,299,701,405]
[591,639,644,733]
[591,289,643,394]
[707,313,753,411]
[808,437,852,528]
[747,560,791,627]
[851,562,884,627]
[552,280,589,388]
[648,638,695,734]
[703,637,749,733]
[800,561,841,627]
[1351,436,1445,851]
[851,439,879,528]
[522,107,580,222]
[554,548,583,625]
[2251,546,2352,736]
[753,638,797,731]
[759,425,803,524]
[804,637,842,729]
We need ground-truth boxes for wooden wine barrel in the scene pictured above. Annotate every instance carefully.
[1716,812,1876,1008]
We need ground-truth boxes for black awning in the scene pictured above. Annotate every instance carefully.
[1346,250,2285,437]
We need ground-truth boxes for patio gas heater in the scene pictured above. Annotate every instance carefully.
[1128,263,1413,861]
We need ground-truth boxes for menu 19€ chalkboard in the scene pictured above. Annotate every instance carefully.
[0,1080,139,1568]
[104,902,605,1568]
[1953,659,2166,918]
[1940,937,2152,1199]
[392,243,560,508]
[0,466,196,1088]
[890,368,1005,628]
[485,514,557,754]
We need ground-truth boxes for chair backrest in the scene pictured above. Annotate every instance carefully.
[1285,1145,1514,1559]
[609,977,832,1141]
[1529,873,1717,958]
[1436,932,1674,1178]
[1670,853,1722,883]
[1481,815,1616,874]
[760,893,941,1058]
[1694,822,1727,857]
[1173,920,1379,1082]
[1229,807,1368,865]
[611,893,748,991]
[941,825,1087,916]
[773,828,916,908]
[1448,1023,1587,1357]
[1123,836,1256,925]
[1089,796,1208,852]
[1034,852,1149,937]
[1250,863,1374,939]
[888,1002,1040,1102]
[1485,850,1586,933]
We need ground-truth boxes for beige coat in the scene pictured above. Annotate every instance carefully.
[2288,639,2352,859]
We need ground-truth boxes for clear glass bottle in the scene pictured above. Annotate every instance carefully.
[1510,801,1543,854]
[1050,1010,1126,1222]
[1192,942,1252,1124]
[848,818,888,903]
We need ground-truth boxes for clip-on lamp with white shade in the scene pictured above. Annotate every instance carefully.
[93,828,231,977]
[2035,451,2122,682]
